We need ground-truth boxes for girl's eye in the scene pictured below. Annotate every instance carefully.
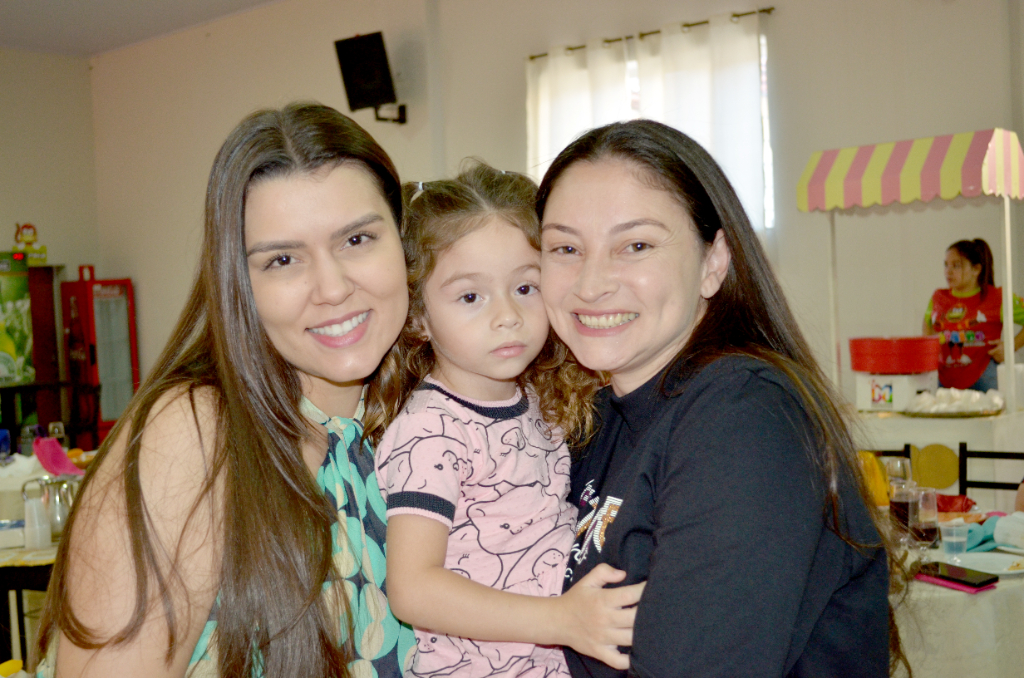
[549,245,577,255]
[515,284,539,296]
[627,242,651,253]
[460,293,478,304]
[263,254,293,270]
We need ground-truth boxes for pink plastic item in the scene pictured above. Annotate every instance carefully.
[33,437,85,476]
[915,573,996,594]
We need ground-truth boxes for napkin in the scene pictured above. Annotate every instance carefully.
[993,512,1024,548]
[936,494,976,512]
[33,437,84,476]
[966,518,1001,551]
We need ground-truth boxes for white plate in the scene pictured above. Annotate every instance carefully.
[937,551,1024,575]
[996,545,1024,556]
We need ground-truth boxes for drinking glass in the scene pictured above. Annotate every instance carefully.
[888,480,917,546]
[885,457,912,484]
[940,522,969,564]
[909,488,939,561]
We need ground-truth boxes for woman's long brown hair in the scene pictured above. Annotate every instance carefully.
[536,120,910,676]
[373,161,601,447]
[36,103,404,677]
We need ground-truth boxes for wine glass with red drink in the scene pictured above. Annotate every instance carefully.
[909,488,939,561]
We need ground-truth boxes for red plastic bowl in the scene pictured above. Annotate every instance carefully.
[849,337,940,374]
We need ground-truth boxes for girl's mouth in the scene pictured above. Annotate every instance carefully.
[492,342,526,358]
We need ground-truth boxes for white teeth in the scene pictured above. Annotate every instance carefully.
[309,312,369,337]
[576,312,638,329]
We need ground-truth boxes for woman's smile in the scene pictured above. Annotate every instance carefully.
[307,310,371,344]
[574,311,639,330]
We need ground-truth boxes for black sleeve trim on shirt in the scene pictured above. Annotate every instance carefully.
[387,491,456,522]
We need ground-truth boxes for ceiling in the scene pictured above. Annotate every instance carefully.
[0,0,280,57]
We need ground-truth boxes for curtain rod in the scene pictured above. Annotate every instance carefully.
[527,6,774,60]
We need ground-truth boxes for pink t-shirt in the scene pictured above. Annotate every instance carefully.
[375,377,576,678]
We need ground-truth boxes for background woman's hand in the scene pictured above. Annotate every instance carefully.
[554,563,645,670]
[988,339,1005,363]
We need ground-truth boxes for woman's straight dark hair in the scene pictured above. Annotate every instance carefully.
[536,119,908,676]
[948,238,995,299]
[37,102,403,677]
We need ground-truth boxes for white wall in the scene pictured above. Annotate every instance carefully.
[81,0,1022,391]
[0,48,99,276]
[88,0,434,375]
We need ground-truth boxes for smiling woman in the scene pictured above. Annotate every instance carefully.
[537,120,904,678]
[33,103,414,678]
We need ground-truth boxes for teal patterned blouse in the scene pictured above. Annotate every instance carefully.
[185,396,415,677]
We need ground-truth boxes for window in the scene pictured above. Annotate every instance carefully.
[526,12,773,230]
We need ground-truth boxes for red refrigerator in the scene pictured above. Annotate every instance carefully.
[61,265,140,445]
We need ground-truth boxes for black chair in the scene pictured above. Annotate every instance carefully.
[871,444,913,459]
[957,442,1024,496]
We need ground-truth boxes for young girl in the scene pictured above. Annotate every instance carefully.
[924,238,1024,391]
[374,163,643,678]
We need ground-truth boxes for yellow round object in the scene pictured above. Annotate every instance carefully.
[0,659,24,678]
[911,444,959,490]
[67,447,84,458]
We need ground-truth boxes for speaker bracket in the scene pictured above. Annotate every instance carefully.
[374,104,407,125]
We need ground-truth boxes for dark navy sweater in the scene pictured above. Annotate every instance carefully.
[564,355,888,678]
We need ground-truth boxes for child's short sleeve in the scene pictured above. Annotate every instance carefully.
[374,409,470,529]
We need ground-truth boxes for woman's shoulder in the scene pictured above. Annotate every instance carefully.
[671,353,806,406]
[89,384,222,494]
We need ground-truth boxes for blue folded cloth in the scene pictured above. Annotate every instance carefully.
[967,517,1006,552]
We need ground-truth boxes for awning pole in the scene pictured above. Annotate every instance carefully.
[827,210,841,391]
[1002,195,1017,412]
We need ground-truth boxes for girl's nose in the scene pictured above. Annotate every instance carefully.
[492,294,524,330]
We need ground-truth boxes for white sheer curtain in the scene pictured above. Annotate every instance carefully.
[526,13,769,230]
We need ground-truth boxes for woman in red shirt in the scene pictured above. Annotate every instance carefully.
[924,238,1024,391]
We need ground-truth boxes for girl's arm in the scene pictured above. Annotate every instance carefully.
[53,388,224,677]
[386,514,642,671]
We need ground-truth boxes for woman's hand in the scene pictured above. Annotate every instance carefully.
[553,564,645,670]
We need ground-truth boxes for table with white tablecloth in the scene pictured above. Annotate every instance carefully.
[896,571,1024,678]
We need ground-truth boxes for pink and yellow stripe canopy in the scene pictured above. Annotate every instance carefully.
[796,128,1024,212]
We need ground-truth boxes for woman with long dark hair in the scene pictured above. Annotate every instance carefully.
[34,103,414,677]
[536,120,901,677]
[923,238,1024,392]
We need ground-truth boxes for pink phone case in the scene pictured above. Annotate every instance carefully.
[915,573,997,594]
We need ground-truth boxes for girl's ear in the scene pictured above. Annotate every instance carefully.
[700,229,731,299]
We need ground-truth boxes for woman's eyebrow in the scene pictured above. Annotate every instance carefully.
[246,213,385,256]
[329,213,385,241]
[541,219,668,235]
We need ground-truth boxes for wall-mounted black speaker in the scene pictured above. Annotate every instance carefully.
[335,32,397,112]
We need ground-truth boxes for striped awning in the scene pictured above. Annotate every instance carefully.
[796,128,1024,212]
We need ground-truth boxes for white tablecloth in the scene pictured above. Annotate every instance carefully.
[896,570,1024,677]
